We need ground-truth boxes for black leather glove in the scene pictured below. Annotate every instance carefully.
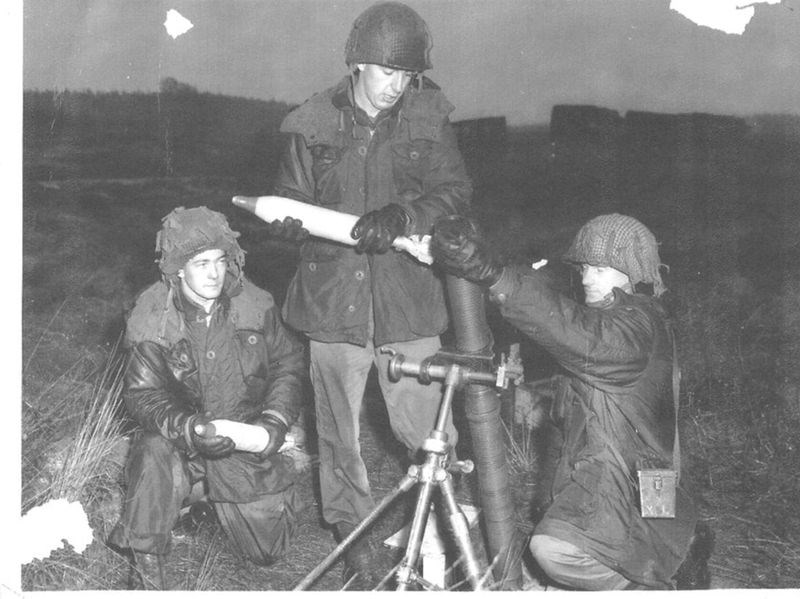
[351,203,410,254]
[431,215,504,286]
[189,412,235,459]
[266,217,310,243]
[247,413,288,461]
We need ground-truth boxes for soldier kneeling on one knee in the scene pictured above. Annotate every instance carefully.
[108,206,307,590]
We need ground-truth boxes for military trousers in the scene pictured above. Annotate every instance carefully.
[108,433,299,564]
[309,334,458,528]
[529,534,637,590]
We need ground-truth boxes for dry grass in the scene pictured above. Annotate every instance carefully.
[675,225,800,588]
[48,346,126,502]
[502,419,536,476]
[683,405,800,588]
[22,340,127,510]
[21,336,131,591]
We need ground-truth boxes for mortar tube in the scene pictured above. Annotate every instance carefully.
[445,273,522,589]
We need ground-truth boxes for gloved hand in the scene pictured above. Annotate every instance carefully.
[189,412,235,459]
[351,203,410,254]
[247,413,289,461]
[431,215,504,286]
[266,217,310,243]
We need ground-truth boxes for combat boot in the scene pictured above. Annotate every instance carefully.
[675,521,714,590]
[336,523,381,590]
[130,550,166,590]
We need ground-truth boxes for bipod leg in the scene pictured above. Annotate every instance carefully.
[293,473,416,590]
[395,453,442,591]
[439,475,490,590]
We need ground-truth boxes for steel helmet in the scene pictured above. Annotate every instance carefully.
[564,213,667,296]
[344,2,433,72]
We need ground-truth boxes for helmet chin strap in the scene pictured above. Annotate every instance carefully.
[349,70,361,108]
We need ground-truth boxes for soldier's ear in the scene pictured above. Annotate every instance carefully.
[177,269,185,279]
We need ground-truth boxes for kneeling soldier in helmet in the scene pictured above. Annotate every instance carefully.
[108,206,306,589]
[432,213,703,590]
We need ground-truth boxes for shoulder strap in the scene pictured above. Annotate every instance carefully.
[669,326,681,481]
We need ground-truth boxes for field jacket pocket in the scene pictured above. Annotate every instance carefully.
[235,329,270,411]
[310,144,344,185]
[391,140,433,198]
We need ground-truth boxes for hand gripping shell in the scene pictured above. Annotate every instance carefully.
[232,195,432,264]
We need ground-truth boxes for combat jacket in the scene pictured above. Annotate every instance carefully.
[122,276,305,503]
[490,266,698,588]
[274,76,472,347]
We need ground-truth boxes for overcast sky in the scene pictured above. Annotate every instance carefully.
[22,0,800,125]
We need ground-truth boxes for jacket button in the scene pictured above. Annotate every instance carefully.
[248,335,258,345]
[358,146,367,156]
[355,270,365,280]
[347,305,356,312]
[409,150,420,160]
[308,262,317,271]
[206,350,216,360]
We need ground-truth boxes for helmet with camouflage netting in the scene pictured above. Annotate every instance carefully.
[155,206,245,283]
[563,213,667,296]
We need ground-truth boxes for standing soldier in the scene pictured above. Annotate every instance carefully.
[109,207,306,589]
[268,1,472,586]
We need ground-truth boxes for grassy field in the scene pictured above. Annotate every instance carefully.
[19,111,800,590]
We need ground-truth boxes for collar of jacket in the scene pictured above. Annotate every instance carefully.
[586,285,633,309]
[332,75,403,134]
[280,75,450,147]
[171,275,242,324]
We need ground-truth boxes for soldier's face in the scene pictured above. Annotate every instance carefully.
[580,264,630,304]
[179,248,227,305]
[354,63,414,117]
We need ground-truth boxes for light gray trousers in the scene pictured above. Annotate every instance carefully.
[529,534,635,590]
[310,334,457,527]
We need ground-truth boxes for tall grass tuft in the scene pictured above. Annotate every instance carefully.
[502,419,537,476]
[184,528,226,591]
[22,341,128,512]
[49,344,127,504]
[21,338,131,590]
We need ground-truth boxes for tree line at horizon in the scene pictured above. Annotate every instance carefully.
[23,78,294,183]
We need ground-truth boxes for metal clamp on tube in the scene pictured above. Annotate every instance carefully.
[382,347,521,389]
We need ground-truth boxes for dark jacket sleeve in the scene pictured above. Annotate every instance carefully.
[404,117,472,235]
[489,266,653,388]
[260,304,306,426]
[123,340,196,450]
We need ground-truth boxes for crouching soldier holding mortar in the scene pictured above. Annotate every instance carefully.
[109,207,306,589]
[432,213,702,590]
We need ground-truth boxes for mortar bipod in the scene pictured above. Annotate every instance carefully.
[292,347,517,590]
